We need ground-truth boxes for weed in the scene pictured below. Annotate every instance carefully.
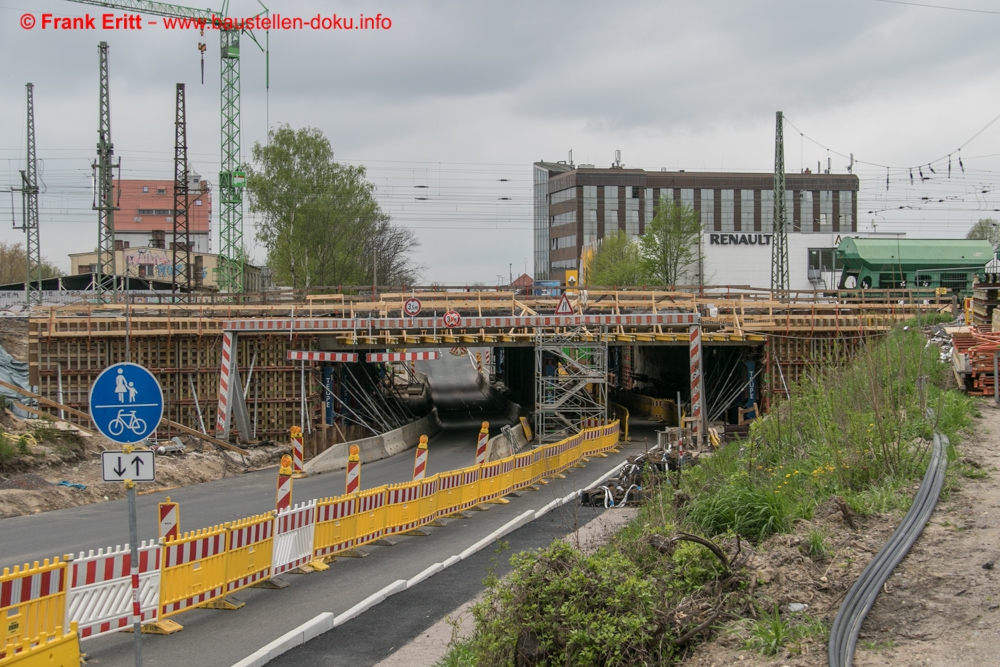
[804,529,829,559]
[433,640,476,667]
[735,605,827,656]
[860,637,895,652]
[0,433,14,464]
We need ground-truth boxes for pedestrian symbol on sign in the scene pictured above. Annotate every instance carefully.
[90,362,164,444]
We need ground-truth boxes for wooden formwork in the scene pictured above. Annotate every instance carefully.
[29,313,322,439]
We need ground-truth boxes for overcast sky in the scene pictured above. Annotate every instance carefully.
[3,0,1000,284]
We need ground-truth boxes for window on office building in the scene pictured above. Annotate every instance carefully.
[680,189,694,212]
[808,248,838,272]
[699,190,714,231]
[583,186,597,242]
[800,190,814,232]
[839,191,853,230]
[604,185,618,228]
[819,191,833,232]
[550,187,575,205]
[760,190,774,233]
[533,165,549,280]
[644,188,654,224]
[550,235,576,250]
[720,190,735,232]
[625,188,639,237]
[741,190,754,230]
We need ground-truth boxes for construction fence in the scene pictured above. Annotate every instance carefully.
[0,420,620,660]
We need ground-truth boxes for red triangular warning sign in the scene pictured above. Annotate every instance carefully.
[554,293,574,315]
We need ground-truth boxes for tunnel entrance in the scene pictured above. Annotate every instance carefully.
[611,344,763,427]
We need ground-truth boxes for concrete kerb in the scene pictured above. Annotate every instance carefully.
[230,449,631,667]
[230,612,334,667]
[333,579,407,628]
[304,409,442,475]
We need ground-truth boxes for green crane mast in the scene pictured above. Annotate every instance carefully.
[16,83,42,306]
[94,41,118,301]
[68,0,267,294]
[771,110,790,294]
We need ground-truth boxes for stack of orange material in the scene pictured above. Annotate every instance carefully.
[956,330,1000,395]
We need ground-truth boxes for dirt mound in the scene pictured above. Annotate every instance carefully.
[0,473,52,491]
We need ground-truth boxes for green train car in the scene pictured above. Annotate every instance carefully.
[835,237,994,296]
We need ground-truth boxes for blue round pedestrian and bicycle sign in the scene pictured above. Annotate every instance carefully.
[89,362,164,444]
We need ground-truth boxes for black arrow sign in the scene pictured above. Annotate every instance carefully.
[113,457,127,477]
[132,456,145,476]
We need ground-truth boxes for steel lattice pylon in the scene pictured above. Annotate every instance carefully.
[771,110,789,294]
[534,327,608,443]
[94,42,118,301]
[217,28,244,295]
[173,83,191,299]
[18,83,41,306]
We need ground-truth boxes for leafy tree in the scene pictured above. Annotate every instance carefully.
[639,198,702,286]
[0,241,62,285]
[966,218,1000,248]
[584,230,646,286]
[247,125,420,289]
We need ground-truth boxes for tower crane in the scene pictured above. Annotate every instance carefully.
[67,0,268,295]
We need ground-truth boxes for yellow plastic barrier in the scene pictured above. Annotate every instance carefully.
[223,513,275,594]
[0,558,67,659]
[435,470,467,517]
[159,526,229,620]
[582,421,620,457]
[0,622,79,667]
[313,494,360,560]
[384,480,424,536]
[417,476,440,526]
[479,461,503,502]
[457,466,482,511]
[353,488,388,547]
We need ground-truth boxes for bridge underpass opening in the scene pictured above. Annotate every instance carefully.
[614,343,764,427]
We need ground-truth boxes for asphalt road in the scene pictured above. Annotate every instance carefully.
[0,352,505,566]
[1,351,662,666]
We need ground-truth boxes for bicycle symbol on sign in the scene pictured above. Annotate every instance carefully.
[108,409,148,437]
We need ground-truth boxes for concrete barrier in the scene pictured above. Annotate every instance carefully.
[303,409,443,475]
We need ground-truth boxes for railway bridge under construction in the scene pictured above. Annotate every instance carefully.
[25,287,948,453]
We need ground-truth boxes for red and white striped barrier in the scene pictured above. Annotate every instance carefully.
[413,435,428,480]
[225,312,699,332]
[67,541,161,640]
[476,421,489,466]
[158,499,179,542]
[276,471,293,513]
[689,324,704,441]
[291,435,304,476]
[215,331,234,436]
[286,351,358,362]
[366,351,440,362]
[272,500,316,576]
[345,445,361,495]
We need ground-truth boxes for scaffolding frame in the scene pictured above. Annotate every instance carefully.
[534,326,608,443]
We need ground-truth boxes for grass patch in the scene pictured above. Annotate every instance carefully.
[434,639,477,667]
[732,606,828,656]
[804,529,830,560]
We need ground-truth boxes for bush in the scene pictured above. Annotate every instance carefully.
[470,541,672,666]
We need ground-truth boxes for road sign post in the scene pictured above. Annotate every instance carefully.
[90,363,163,667]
